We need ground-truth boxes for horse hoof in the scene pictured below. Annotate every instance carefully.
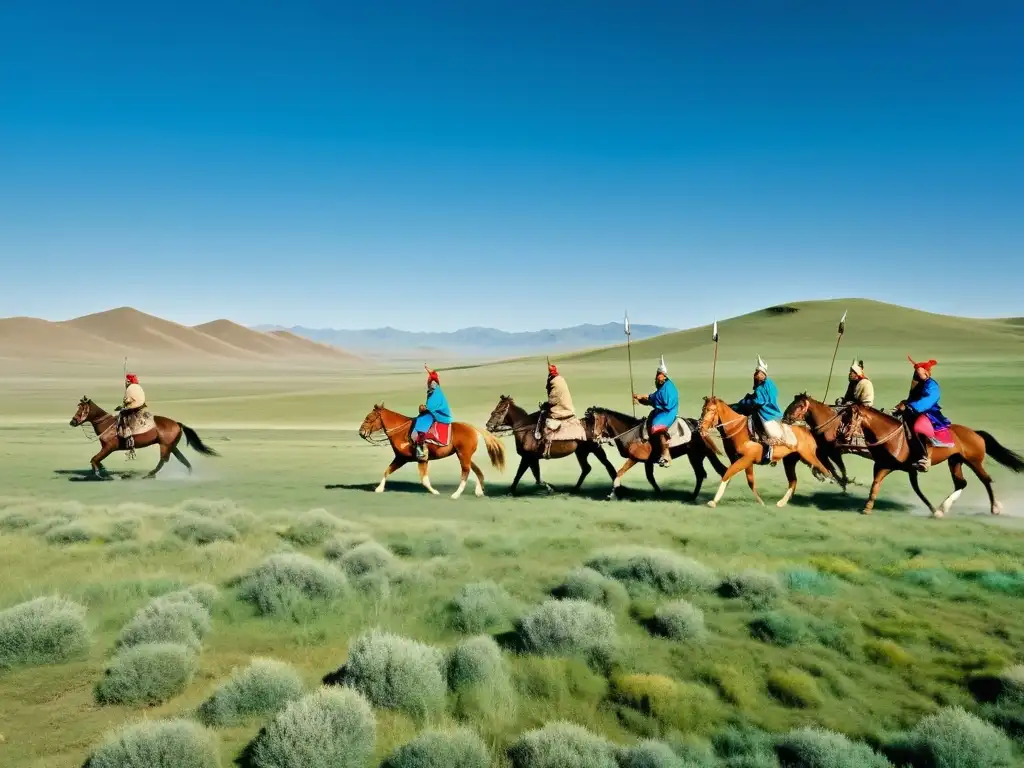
[861,508,873,515]
[775,500,787,508]
[706,500,717,508]
[932,509,944,518]
[992,502,1003,515]
[475,489,484,498]
[374,486,385,494]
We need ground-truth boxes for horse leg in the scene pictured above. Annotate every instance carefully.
[573,448,592,491]
[776,454,800,507]
[935,456,968,518]
[963,457,999,515]
[745,465,766,506]
[145,442,172,479]
[418,460,440,496]
[608,457,638,500]
[645,461,661,493]
[172,446,192,474]
[90,441,116,479]
[863,464,891,515]
[510,455,531,495]
[470,461,485,497]
[687,450,707,501]
[532,457,553,494]
[708,453,757,508]
[451,453,471,499]
[831,451,850,491]
[594,445,619,483]
[907,470,937,516]
[375,457,407,493]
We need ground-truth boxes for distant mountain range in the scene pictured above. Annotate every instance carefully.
[249,322,675,356]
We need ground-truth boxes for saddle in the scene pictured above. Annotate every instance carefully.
[117,408,155,460]
[746,417,797,448]
[640,417,693,448]
[535,415,588,443]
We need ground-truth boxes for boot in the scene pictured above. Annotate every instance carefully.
[658,433,671,467]
[911,434,931,472]
[415,441,428,462]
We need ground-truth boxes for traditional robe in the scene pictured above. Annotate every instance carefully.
[732,378,783,422]
[413,384,452,434]
[646,378,679,431]
[122,383,146,410]
[906,378,950,430]
[842,378,874,407]
[545,374,575,419]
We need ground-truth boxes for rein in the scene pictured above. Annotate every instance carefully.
[362,410,413,447]
[76,404,117,442]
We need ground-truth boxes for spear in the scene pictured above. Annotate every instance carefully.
[710,320,719,396]
[823,310,847,402]
[624,311,636,416]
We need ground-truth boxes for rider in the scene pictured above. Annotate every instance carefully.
[536,359,576,458]
[633,356,678,467]
[839,359,875,407]
[896,356,953,472]
[115,372,147,456]
[410,365,452,462]
[731,356,790,446]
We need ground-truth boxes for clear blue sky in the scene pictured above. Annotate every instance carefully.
[2,1,1021,330]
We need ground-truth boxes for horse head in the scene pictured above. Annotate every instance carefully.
[698,396,721,436]
[70,396,92,427]
[485,395,514,433]
[585,407,611,439]
[358,404,385,440]
[783,392,811,425]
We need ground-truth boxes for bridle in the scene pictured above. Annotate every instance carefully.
[358,405,412,446]
[699,399,746,441]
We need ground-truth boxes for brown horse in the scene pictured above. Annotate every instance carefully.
[783,393,872,490]
[698,397,835,508]
[69,397,219,479]
[585,407,728,501]
[839,404,1024,516]
[484,395,617,495]
[358,404,505,498]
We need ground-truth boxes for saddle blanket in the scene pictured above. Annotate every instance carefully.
[421,421,452,448]
[118,409,155,437]
[538,416,588,442]
[641,417,693,448]
[931,426,954,447]
[748,417,797,448]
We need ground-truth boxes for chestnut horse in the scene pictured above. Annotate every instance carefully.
[783,393,872,491]
[358,404,505,499]
[484,395,617,495]
[585,407,727,501]
[69,397,219,479]
[839,404,1024,517]
[698,397,835,508]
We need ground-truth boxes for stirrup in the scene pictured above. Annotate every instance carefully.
[415,444,428,462]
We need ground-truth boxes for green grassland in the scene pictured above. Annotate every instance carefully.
[2,299,1024,767]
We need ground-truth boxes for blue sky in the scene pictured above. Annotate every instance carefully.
[1,2,1021,330]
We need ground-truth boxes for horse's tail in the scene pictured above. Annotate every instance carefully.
[179,423,220,457]
[476,427,506,473]
[978,430,1024,473]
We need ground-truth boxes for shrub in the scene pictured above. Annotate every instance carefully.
[719,569,783,607]
[998,664,1024,704]
[324,533,373,560]
[749,612,809,647]
[508,721,618,768]
[105,517,141,543]
[446,635,507,691]
[338,540,395,577]
[783,568,838,596]
[449,580,517,633]
[652,600,706,642]
[44,521,93,545]
[236,553,347,616]
[197,657,305,727]
[116,596,211,650]
[807,556,861,580]
[611,674,726,732]
[616,739,687,767]
[95,642,198,705]
[383,727,490,768]
[700,664,759,709]
[885,706,1015,768]
[553,567,630,611]
[775,727,890,767]
[280,509,342,546]
[864,638,914,667]
[0,510,33,531]
[87,718,220,768]
[516,599,617,664]
[586,547,717,596]
[712,724,776,760]
[171,583,219,611]
[966,570,1024,596]
[766,669,822,708]
[0,595,90,669]
[248,687,376,768]
[170,514,238,545]
[341,629,446,718]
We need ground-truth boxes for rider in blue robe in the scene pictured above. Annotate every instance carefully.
[411,367,452,460]
[634,356,678,467]
[731,356,788,445]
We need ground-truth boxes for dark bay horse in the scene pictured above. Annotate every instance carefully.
[585,407,727,501]
[484,395,617,495]
[358,404,505,498]
[839,404,1024,516]
[783,393,872,490]
[69,397,218,479]
[698,397,834,508]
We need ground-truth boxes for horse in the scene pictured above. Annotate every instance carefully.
[484,395,618,495]
[697,397,835,508]
[358,404,505,499]
[838,404,1024,517]
[585,407,728,501]
[69,396,219,479]
[783,393,872,490]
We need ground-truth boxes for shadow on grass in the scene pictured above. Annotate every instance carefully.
[54,468,139,482]
[787,490,910,513]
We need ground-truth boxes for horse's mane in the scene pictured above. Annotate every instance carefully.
[586,406,639,424]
